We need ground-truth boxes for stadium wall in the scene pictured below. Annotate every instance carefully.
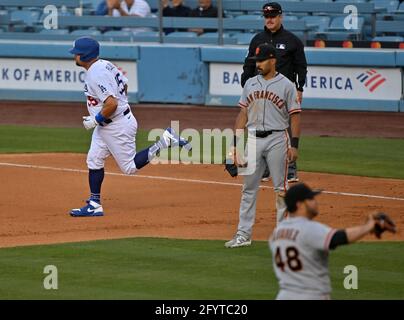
[0,41,403,112]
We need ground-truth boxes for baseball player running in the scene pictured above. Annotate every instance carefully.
[69,37,191,217]
[270,183,396,300]
[225,43,301,248]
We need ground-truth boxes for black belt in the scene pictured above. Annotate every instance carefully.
[255,130,284,138]
[102,108,130,125]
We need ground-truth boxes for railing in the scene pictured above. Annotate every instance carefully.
[0,0,84,8]
[1,0,386,43]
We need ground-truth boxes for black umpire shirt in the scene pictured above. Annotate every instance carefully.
[241,25,307,91]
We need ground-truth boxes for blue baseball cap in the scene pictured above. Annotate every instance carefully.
[69,37,99,62]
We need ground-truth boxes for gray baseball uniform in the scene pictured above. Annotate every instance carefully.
[269,216,337,300]
[236,72,301,238]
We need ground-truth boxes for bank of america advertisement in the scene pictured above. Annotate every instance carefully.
[0,58,138,93]
[209,63,402,101]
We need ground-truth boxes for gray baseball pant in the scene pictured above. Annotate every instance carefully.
[237,131,289,238]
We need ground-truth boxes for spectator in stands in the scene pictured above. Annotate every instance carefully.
[188,0,219,35]
[162,0,191,34]
[241,2,307,183]
[162,0,191,17]
[108,0,152,33]
[95,1,109,16]
[108,0,151,17]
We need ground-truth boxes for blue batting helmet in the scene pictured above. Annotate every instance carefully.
[69,37,99,62]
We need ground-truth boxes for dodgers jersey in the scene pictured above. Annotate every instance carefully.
[238,73,301,132]
[84,59,129,118]
[269,216,337,295]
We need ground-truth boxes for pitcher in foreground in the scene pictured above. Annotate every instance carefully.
[269,183,396,300]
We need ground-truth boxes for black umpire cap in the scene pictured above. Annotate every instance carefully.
[262,2,283,17]
[285,183,322,213]
[251,43,277,61]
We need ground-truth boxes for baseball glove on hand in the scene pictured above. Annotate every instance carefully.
[372,212,397,239]
[224,148,247,177]
[224,160,238,177]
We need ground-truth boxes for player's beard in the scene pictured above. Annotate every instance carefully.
[305,202,319,218]
[258,68,270,77]
[257,66,275,77]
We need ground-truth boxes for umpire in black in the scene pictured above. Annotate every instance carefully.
[241,2,307,183]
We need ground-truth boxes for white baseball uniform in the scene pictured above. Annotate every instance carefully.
[269,216,337,300]
[84,59,138,175]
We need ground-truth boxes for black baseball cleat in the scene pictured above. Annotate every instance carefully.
[287,173,300,183]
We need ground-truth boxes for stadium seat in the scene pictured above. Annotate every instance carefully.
[283,16,299,22]
[299,0,333,2]
[164,31,198,44]
[234,15,262,21]
[0,10,9,24]
[224,11,244,18]
[232,32,255,45]
[384,2,404,20]
[0,31,61,40]
[300,16,330,32]
[198,32,237,45]
[166,31,198,38]
[292,31,305,41]
[131,31,160,42]
[39,29,69,35]
[334,0,367,2]
[374,0,399,13]
[10,10,40,27]
[103,30,133,42]
[372,35,404,42]
[327,16,365,32]
[70,29,102,37]
[375,20,404,36]
[315,16,365,40]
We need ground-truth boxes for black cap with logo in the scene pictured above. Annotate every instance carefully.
[284,183,322,213]
[262,2,283,17]
[251,43,277,61]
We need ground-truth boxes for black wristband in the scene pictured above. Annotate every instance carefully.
[291,137,299,149]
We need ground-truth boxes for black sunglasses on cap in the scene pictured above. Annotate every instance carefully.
[262,2,283,18]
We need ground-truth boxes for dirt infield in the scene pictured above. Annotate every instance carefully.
[0,153,403,248]
[2,101,404,138]
[0,101,403,248]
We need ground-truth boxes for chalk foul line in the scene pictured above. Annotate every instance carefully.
[1,162,404,202]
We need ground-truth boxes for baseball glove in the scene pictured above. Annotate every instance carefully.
[224,160,238,177]
[372,212,396,239]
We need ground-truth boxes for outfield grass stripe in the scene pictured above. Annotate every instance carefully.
[0,239,403,299]
[1,161,404,202]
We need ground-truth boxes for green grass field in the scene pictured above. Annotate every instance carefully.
[0,238,403,300]
[1,125,403,300]
[1,125,404,179]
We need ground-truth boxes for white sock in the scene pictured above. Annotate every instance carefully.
[276,193,287,224]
